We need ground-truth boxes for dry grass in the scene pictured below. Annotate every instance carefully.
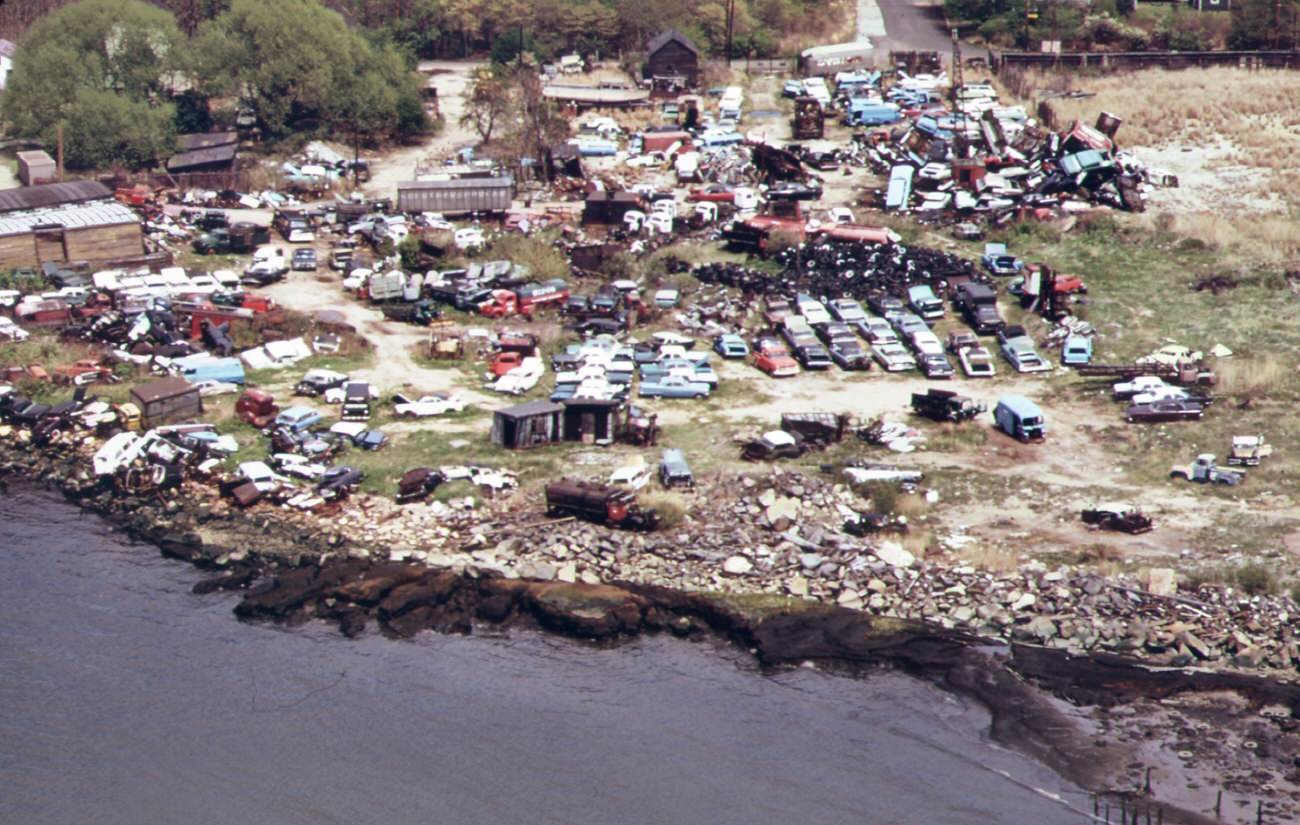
[1132,213,1300,265]
[1006,68,1300,148]
[1214,356,1290,399]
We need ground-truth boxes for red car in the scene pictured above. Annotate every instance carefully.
[753,336,799,377]
[687,185,735,203]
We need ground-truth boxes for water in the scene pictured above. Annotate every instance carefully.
[0,487,1095,824]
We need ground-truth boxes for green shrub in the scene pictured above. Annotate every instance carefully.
[1235,562,1276,596]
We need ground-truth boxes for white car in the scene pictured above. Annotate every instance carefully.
[192,379,240,397]
[271,453,328,480]
[237,460,293,492]
[419,213,454,231]
[1132,385,1193,405]
[392,392,468,417]
[608,462,652,490]
[0,316,30,341]
[454,227,485,250]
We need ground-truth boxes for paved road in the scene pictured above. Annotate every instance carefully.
[868,0,954,55]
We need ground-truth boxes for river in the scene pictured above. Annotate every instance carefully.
[0,486,1097,824]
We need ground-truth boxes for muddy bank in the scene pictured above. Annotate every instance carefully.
[3,446,1297,822]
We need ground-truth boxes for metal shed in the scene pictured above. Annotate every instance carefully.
[491,400,564,449]
[396,176,515,215]
[130,377,202,428]
[16,151,57,186]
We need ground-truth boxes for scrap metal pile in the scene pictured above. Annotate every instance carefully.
[854,90,1164,220]
[693,238,983,301]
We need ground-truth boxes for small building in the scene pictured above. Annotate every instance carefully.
[1187,0,1229,9]
[491,400,564,448]
[645,28,700,89]
[561,398,621,444]
[16,151,57,186]
[131,377,202,427]
[582,190,644,225]
[0,181,144,270]
[167,145,238,175]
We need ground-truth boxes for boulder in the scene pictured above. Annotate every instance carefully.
[874,541,915,569]
[723,556,754,576]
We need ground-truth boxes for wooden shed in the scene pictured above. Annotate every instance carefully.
[0,181,144,270]
[582,190,644,225]
[131,377,202,427]
[561,398,621,444]
[491,400,564,449]
[16,151,57,186]
[645,29,700,89]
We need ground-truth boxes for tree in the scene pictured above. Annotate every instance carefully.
[192,0,427,138]
[460,66,511,142]
[1,0,185,169]
[62,88,176,169]
[1230,0,1299,49]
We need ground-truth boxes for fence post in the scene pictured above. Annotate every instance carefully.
[1215,789,1222,819]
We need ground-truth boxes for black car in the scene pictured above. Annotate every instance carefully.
[918,353,956,379]
[317,466,364,500]
[564,294,591,315]
[827,338,871,370]
[867,293,906,317]
[793,342,833,370]
[292,248,318,271]
[766,181,822,201]
[574,317,626,337]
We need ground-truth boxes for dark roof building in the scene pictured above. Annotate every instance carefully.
[645,28,700,88]
[131,377,202,427]
[491,400,564,449]
[167,143,239,173]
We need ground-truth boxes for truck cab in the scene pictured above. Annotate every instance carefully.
[341,382,373,421]
[235,388,280,428]
[907,284,944,322]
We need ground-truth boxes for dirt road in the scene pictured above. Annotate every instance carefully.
[868,0,954,57]
[361,60,484,200]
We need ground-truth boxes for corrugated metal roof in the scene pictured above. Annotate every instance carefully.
[542,85,650,104]
[176,131,239,152]
[167,144,238,172]
[495,400,563,419]
[399,175,514,191]
[0,200,139,238]
[0,180,113,213]
[131,376,196,403]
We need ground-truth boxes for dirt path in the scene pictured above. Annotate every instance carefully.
[260,272,493,401]
[361,60,485,200]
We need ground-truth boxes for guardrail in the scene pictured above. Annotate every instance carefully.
[993,49,1300,72]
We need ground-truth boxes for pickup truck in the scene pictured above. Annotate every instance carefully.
[997,325,1051,373]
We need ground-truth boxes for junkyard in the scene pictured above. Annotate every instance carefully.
[2,1,1300,822]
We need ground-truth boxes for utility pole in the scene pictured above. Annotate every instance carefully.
[950,28,967,158]
[725,0,736,63]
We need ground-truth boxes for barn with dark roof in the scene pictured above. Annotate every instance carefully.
[644,29,700,89]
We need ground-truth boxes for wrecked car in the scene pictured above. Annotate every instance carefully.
[1081,505,1153,535]
[741,430,807,461]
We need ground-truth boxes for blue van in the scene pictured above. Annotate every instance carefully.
[176,355,246,385]
[845,100,902,126]
[885,165,914,211]
[994,395,1046,442]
